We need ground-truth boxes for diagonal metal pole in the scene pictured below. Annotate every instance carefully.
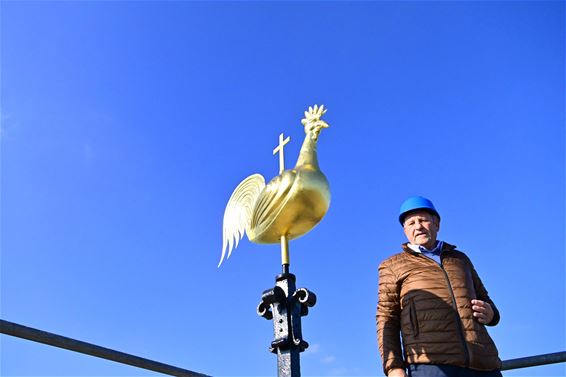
[0,319,210,377]
[501,351,566,371]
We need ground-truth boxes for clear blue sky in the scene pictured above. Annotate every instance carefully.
[1,1,564,376]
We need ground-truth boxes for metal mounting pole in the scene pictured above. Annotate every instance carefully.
[257,268,316,377]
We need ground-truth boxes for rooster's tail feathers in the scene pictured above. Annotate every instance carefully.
[219,174,265,267]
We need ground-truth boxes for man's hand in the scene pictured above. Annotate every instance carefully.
[387,368,407,377]
[472,299,494,324]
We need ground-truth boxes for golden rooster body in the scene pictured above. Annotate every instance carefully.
[219,105,330,266]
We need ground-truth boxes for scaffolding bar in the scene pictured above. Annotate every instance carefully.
[0,319,210,377]
[501,351,566,371]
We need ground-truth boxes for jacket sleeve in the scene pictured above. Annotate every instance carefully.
[469,258,500,326]
[377,260,405,375]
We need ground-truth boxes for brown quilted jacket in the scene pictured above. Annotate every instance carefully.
[376,242,501,375]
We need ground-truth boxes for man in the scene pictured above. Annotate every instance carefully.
[377,196,502,377]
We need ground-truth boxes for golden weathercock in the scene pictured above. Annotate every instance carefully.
[219,105,331,267]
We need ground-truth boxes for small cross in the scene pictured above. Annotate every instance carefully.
[273,133,291,174]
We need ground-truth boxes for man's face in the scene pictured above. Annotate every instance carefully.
[403,211,440,249]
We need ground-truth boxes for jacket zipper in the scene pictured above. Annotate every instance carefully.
[414,252,471,368]
[439,262,470,368]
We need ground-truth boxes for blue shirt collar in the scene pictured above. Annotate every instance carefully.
[408,240,444,255]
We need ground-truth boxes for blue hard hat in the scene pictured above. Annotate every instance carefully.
[399,196,440,225]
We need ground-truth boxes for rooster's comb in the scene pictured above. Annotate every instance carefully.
[301,104,327,126]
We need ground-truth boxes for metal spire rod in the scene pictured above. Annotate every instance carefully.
[0,319,210,377]
[281,234,290,273]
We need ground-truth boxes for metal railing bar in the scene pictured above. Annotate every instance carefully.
[3,319,565,374]
[501,351,566,371]
[0,319,210,377]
